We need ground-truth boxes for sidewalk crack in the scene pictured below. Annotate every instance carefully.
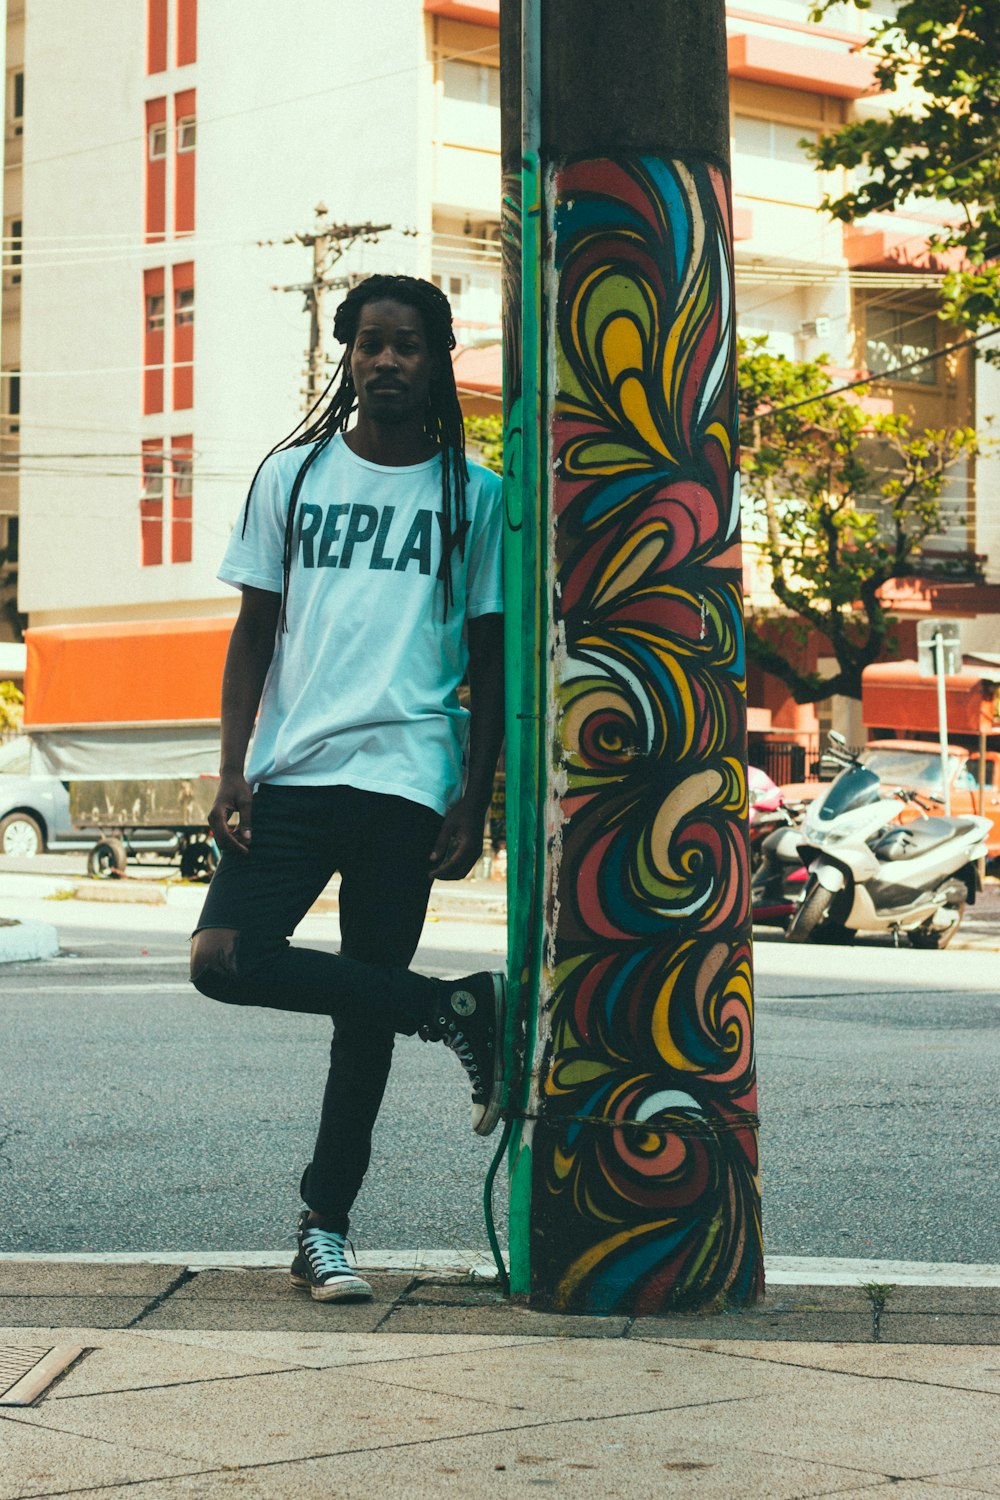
[370,1275,421,1333]
[124,1268,196,1329]
[628,1336,1000,1397]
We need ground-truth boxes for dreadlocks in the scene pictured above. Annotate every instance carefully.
[241,275,468,628]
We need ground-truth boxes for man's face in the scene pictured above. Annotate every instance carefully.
[349,299,437,427]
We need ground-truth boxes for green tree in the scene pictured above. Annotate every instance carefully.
[739,337,979,702]
[465,414,504,474]
[0,680,23,734]
[810,1,1000,348]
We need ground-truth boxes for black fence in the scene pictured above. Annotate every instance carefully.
[754,739,809,786]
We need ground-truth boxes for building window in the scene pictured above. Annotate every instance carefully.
[3,370,20,435]
[1,515,18,564]
[174,285,194,325]
[865,307,938,385]
[440,59,500,108]
[732,114,817,205]
[171,436,193,563]
[8,70,24,136]
[734,115,810,164]
[176,115,196,152]
[437,60,500,150]
[148,120,168,160]
[5,217,21,286]
[141,441,165,566]
[146,292,165,332]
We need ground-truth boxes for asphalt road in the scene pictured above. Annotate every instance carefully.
[1,893,997,1265]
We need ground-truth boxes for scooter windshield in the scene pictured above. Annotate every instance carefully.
[815,765,881,821]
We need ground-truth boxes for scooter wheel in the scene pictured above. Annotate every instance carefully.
[786,880,835,943]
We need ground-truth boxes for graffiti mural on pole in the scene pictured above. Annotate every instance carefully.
[533,155,761,1312]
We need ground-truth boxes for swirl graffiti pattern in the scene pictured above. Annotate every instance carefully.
[538,157,761,1312]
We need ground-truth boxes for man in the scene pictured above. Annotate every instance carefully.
[190,275,506,1303]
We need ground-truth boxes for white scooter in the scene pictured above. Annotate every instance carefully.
[787,733,990,949]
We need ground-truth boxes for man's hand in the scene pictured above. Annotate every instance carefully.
[429,797,487,881]
[208,770,254,858]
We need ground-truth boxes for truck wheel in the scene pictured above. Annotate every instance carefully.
[910,903,965,950]
[786,880,835,943]
[0,812,44,857]
[180,837,217,882]
[87,838,127,879]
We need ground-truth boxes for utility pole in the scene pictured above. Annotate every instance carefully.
[500,0,762,1314]
[265,204,392,413]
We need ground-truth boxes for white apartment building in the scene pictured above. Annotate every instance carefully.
[3,0,997,751]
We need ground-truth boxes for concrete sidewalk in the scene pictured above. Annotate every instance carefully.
[1,1263,999,1499]
[1,860,998,960]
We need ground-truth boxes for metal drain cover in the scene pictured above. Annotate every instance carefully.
[0,1344,86,1406]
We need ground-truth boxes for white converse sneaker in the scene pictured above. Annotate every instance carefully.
[290,1215,373,1302]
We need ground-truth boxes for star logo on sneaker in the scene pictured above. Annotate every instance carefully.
[450,989,477,1017]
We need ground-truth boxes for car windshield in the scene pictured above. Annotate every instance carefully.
[859,748,960,796]
[0,736,30,774]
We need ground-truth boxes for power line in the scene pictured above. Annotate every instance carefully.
[757,326,1000,422]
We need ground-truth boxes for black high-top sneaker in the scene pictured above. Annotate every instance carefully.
[290,1212,373,1302]
[422,971,506,1135]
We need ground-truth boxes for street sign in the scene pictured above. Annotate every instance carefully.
[917,619,962,678]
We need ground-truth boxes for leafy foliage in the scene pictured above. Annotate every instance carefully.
[810,1,1000,350]
[0,680,23,734]
[465,414,504,474]
[739,337,979,701]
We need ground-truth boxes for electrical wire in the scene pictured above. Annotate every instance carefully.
[757,325,1000,421]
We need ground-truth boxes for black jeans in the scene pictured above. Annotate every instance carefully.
[191,783,445,1234]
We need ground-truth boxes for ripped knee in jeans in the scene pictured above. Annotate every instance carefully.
[190,927,241,1001]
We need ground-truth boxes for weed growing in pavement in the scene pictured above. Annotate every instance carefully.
[860,1281,896,1342]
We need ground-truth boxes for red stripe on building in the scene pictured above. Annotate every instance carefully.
[146,0,168,74]
[174,88,196,236]
[172,261,194,410]
[144,97,167,242]
[171,434,193,563]
[142,266,165,413]
[140,439,165,567]
[177,0,197,66]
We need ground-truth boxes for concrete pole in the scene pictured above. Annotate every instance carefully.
[501,0,762,1313]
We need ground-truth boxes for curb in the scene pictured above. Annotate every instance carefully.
[0,918,60,964]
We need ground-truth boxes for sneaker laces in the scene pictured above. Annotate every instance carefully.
[300,1225,356,1280]
[438,1019,484,1094]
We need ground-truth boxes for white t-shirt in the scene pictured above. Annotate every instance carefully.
[218,433,504,816]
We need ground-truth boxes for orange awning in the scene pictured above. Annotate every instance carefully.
[24,617,236,729]
[424,0,498,25]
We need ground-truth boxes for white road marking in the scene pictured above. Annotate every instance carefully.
[0,1250,997,1286]
[7,983,192,994]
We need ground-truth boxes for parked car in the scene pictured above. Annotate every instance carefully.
[0,737,213,870]
[0,735,91,855]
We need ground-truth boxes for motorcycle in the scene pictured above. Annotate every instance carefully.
[786,732,989,949]
[748,767,804,876]
[751,817,810,930]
